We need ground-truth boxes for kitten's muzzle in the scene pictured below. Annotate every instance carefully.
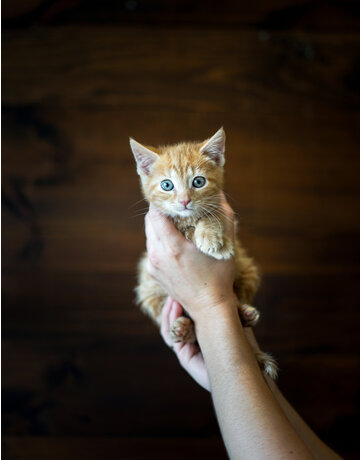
[179,199,191,209]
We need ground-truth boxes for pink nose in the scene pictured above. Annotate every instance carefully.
[180,199,191,208]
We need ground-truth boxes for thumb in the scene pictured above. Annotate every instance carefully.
[148,203,186,247]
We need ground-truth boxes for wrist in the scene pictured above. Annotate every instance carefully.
[193,296,262,379]
[190,293,239,329]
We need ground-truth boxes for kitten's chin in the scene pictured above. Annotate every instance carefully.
[156,207,193,218]
[165,207,195,218]
[161,206,198,219]
[176,209,194,217]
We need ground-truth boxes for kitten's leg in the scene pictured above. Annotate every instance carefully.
[137,253,197,343]
[170,316,196,343]
[233,247,261,326]
[136,253,167,324]
[194,219,234,260]
[233,251,260,305]
[244,328,278,380]
[254,351,278,380]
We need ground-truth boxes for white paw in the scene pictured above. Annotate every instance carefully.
[195,232,234,260]
[195,230,222,255]
[211,235,235,260]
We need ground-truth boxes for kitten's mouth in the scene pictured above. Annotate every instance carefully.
[177,207,194,216]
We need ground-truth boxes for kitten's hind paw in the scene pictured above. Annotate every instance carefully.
[239,304,260,327]
[170,316,196,344]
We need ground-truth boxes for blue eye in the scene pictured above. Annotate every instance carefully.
[160,179,174,191]
[192,176,206,188]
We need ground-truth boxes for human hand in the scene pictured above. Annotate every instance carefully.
[161,296,210,391]
[145,194,238,322]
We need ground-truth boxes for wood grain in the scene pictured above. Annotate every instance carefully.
[3,0,360,31]
[2,437,228,460]
[3,21,360,460]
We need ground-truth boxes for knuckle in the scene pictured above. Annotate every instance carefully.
[146,259,156,277]
[163,235,183,258]
[167,243,181,258]
[148,250,160,269]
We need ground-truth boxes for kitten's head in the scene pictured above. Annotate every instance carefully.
[130,128,226,218]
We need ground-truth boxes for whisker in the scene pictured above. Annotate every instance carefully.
[203,203,237,224]
[202,208,233,223]
[130,212,149,219]
[201,205,222,230]
[222,190,235,204]
[129,197,148,208]
[201,208,221,230]
[131,206,150,214]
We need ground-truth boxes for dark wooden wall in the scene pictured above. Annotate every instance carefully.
[2,1,360,459]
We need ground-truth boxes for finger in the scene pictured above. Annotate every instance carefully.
[220,192,235,240]
[175,341,200,365]
[169,299,183,325]
[160,297,173,347]
[145,211,160,247]
[145,255,160,280]
[145,212,163,271]
[174,343,211,391]
[148,204,186,250]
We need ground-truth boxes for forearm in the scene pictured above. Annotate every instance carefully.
[194,298,314,460]
[265,377,342,460]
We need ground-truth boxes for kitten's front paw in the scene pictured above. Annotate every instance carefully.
[211,234,235,260]
[195,230,234,260]
[170,316,196,343]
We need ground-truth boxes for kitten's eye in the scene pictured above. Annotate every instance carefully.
[160,179,174,191]
[192,176,206,188]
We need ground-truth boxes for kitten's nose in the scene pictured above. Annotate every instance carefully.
[180,199,191,208]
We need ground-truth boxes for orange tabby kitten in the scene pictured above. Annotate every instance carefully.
[130,128,277,379]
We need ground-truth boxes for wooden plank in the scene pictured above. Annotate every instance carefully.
[2,333,359,437]
[2,269,359,436]
[3,105,360,274]
[2,271,360,349]
[3,0,360,32]
[3,335,358,433]
[2,332,218,436]
[2,436,228,460]
[3,28,360,109]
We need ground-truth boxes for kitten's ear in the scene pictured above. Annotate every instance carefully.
[130,138,159,176]
[200,127,226,166]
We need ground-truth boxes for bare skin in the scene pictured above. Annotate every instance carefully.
[145,197,342,460]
